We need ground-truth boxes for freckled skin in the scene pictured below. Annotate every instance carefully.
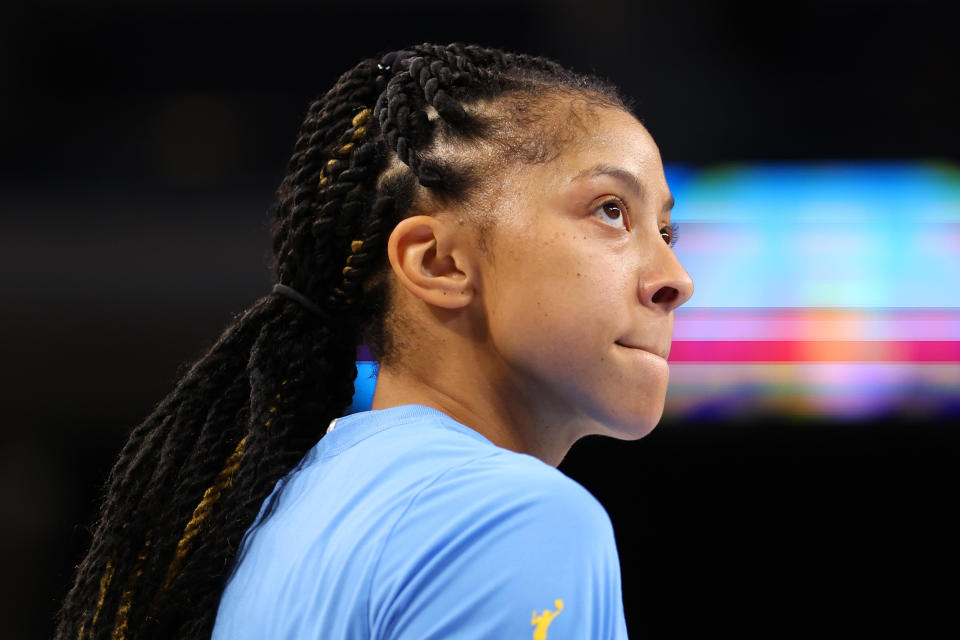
[372,107,694,467]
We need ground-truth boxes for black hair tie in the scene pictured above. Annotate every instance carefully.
[272,284,330,319]
[377,49,411,73]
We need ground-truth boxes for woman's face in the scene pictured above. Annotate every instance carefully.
[477,105,693,442]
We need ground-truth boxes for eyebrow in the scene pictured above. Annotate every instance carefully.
[573,163,675,213]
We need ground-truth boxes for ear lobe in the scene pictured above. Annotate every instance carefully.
[386,215,474,310]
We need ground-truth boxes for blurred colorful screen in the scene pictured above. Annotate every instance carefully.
[350,162,960,420]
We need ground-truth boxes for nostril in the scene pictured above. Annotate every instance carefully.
[651,286,678,305]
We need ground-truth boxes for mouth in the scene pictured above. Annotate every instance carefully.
[616,341,669,361]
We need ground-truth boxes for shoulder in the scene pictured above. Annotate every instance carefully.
[330,412,613,538]
[371,451,616,589]
[442,450,612,529]
[369,450,626,639]
[387,448,613,544]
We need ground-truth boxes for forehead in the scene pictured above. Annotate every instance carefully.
[558,107,666,191]
[505,106,670,209]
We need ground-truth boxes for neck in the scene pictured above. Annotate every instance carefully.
[369,362,582,467]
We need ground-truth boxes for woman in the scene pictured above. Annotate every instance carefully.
[58,43,693,639]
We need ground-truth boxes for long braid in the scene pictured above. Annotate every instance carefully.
[64,304,269,640]
[57,43,625,640]
[132,80,378,631]
[104,57,387,639]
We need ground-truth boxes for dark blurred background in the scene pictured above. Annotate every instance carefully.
[3,1,958,638]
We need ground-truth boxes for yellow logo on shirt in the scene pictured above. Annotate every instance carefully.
[531,599,564,640]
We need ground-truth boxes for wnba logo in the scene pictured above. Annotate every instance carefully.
[531,599,564,639]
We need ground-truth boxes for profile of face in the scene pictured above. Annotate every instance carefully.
[381,103,694,462]
[475,106,693,441]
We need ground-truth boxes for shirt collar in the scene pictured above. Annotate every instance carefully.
[315,403,496,460]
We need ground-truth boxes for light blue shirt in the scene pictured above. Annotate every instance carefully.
[212,404,629,639]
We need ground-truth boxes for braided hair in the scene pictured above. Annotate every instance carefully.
[56,43,626,640]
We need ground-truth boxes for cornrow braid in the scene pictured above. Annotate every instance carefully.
[56,43,626,640]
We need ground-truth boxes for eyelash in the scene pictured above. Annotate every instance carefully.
[662,222,680,248]
[592,198,680,248]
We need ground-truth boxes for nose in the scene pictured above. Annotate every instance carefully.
[638,243,694,314]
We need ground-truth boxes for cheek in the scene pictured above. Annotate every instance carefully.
[487,247,622,370]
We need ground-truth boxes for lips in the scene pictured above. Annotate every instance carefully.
[616,341,669,360]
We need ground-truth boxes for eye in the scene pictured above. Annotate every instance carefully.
[592,199,629,231]
[661,222,680,248]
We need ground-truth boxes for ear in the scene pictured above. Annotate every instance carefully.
[386,215,475,310]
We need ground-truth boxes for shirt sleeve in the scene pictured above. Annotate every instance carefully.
[368,454,629,640]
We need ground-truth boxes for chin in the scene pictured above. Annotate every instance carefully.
[591,344,671,439]
[593,395,667,441]
[611,413,663,441]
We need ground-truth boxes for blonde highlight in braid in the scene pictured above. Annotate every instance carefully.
[161,378,286,594]
[111,537,150,640]
[76,560,115,640]
[160,436,246,592]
